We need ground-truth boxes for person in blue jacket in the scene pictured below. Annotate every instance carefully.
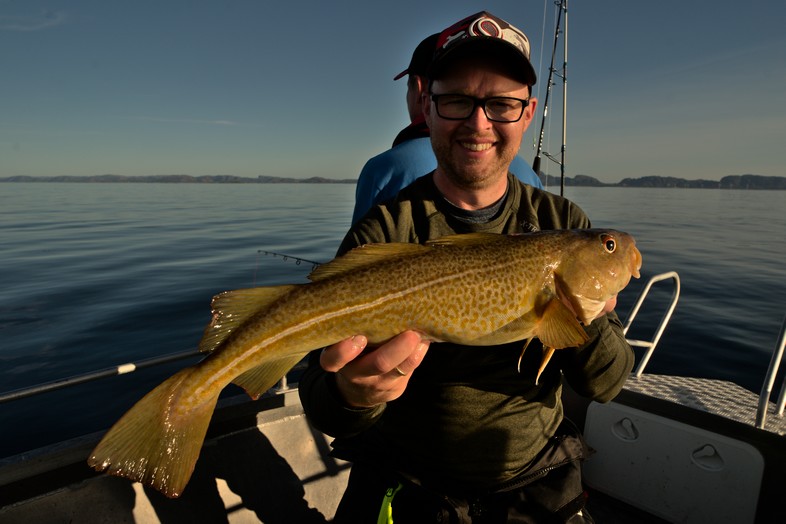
[351,33,543,225]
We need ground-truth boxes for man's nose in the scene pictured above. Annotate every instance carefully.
[464,104,492,129]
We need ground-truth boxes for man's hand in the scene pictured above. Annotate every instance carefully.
[320,331,430,408]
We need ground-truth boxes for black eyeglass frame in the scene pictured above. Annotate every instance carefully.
[430,93,530,123]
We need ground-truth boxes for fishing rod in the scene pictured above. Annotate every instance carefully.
[253,250,323,285]
[0,349,203,403]
[257,250,321,270]
[0,346,302,403]
[532,0,568,196]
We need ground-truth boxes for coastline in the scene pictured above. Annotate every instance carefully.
[1,173,784,189]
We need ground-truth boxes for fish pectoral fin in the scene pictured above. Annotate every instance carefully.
[198,286,299,353]
[232,353,308,399]
[535,298,589,349]
[308,243,428,281]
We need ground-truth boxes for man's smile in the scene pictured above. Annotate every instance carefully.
[459,141,494,152]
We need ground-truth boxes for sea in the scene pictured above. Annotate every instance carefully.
[1,182,785,459]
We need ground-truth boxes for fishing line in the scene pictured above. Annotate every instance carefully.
[534,0,549,113]
[531,0,550,156]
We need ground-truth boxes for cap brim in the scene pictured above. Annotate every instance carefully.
[393,69,408,81]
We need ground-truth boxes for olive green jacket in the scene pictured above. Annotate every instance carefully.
[300,173,634,491]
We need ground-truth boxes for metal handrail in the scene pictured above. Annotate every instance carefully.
[623,271,681,377]
[756,314,786,428]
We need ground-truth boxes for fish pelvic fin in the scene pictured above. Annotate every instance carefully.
[308,242,428,281]
[87,367,218,498]
[517,338,535,373]
[232,353,308,399]
[535,347,556,385]
[516,341,558,384]
[199,286,299,353]
[536,297,589,349]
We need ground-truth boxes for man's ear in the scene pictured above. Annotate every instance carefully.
[522,97,538,128]
[421,86,432,122]
[415,74,428,96]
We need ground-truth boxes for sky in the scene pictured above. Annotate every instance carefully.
[1,0,785,184]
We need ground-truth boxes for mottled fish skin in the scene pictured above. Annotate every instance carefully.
[88,229,641,497]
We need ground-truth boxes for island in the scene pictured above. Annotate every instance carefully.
[1,173,785,189]
[539,174,786,190]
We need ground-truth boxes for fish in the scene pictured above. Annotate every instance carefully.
[88,228,642,497]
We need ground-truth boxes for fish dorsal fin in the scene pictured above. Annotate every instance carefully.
[308,242,429,281]
[425,232,504,247]
[535,297,589,349]
[198,285,298,353]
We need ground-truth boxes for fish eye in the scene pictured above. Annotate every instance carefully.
[601,234,616,253]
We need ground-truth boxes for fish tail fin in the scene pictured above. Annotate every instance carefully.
[87,367,218,498]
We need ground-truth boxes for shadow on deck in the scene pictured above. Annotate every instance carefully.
[0,389,350,523]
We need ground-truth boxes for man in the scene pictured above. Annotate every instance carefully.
[300,12,633,523]
[351,31,543,225]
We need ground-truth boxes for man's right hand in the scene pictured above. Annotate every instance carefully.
[319,331,430,408]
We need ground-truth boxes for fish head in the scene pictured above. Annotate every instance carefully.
[554,229,642,324]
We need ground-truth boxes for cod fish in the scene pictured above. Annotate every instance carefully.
[88,229,641,497]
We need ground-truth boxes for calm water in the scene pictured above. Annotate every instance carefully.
[1,183,784,458]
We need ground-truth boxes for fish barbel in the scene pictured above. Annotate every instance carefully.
[88,229,641,497]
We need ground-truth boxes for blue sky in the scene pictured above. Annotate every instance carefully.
[2,0,784,183]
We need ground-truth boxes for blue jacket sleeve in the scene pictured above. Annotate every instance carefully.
[510,156,544,189]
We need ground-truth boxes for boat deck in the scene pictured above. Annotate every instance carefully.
[623,374,786,435]
[0,390,350,524]
[2,374,785,523]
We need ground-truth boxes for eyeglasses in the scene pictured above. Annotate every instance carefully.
[430,94,529,123]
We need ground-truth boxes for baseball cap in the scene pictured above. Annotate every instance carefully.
[430,11,537,85]
[393,33,439,81]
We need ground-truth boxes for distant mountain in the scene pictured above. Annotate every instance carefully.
[617,176,720,189]
[2,173,785,189]
[255,176,357,184]
[718,174,786,190]
[0,174,356,184]
[538,173,786,190]
[540,174,610,187]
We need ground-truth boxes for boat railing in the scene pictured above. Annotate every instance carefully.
[622,271,681,377]
[621,271,786,429]
[756,313,786,429]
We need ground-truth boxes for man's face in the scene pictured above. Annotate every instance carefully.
[424,57,536,191]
